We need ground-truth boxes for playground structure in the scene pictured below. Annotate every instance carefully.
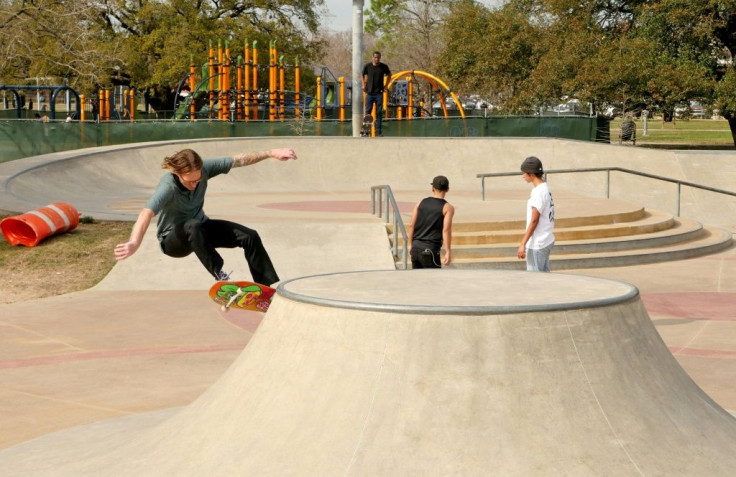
[0,42,466,126]
[172,39,466,124]
[385,70,466,120]
[0,85,81,121]
[173,39,307,121]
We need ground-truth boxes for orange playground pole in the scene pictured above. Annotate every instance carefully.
[223,40,231,120]
[208,40,215,119]
[294,57,301,117]
[316,76,323,121]
[279,56,285,120]
[236,56,243,121]
[105,89,111,120]
[407,77,414,120]
[129,89,135,121]
[80,94,86,121]
[338,77,345,122]
[252,41,258,120]
[245,41,251,120]
[268,40,276,122]
[217,40,224,120]
[189,56,196,121]
[99,89,105,120]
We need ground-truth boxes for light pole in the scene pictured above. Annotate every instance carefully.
[352,0,364,137]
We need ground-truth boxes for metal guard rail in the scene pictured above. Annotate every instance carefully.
[371,185,409,269]
[477,167,736,217]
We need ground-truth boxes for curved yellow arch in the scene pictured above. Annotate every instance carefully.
[386,70,466,119]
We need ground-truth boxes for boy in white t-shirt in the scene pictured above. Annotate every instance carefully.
[517,156,555,272]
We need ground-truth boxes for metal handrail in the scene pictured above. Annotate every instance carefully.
[371,185,409,269]
[477,167,736,217]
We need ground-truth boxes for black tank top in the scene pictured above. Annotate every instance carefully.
[412,197,446,250]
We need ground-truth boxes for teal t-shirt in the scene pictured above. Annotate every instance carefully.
[145,157,233,241]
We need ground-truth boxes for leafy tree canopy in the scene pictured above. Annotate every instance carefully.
[0,0,326,104]
[437,0,736,143]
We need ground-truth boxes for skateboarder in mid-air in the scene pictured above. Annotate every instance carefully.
[113,147,297,286]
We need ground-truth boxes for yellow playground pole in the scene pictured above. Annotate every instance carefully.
[370,103,376,137]
[382,76,389,121]
[80,94,86,121]
[129,89,135,122]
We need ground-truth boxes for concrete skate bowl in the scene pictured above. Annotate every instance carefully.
[1,270,736,476]
[3,136,736,226]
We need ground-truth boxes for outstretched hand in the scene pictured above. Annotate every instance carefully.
[271,148,297,161]
[114,240,139,261]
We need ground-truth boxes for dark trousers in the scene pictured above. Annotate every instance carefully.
[161,219,279,286]
[365,93,384,134]
[410,246,441,269]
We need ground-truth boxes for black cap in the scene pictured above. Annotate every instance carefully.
[521,156,544,174]
[431,175,449,191]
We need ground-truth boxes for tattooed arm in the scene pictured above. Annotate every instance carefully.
[232,148,297,168]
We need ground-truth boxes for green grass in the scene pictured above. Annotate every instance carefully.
[610,118,735,146]
[0,216,132,303]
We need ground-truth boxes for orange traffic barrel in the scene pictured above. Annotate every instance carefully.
[0,202,81,247]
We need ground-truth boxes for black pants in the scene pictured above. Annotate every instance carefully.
[161,219,279,286]
[410,246,441,269]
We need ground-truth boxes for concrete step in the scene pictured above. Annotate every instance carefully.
[450,206,647,233]
[449,226,733,270]
[391,209,675,247]
[451,216,704,258]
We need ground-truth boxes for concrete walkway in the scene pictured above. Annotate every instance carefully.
[1,137,735,465]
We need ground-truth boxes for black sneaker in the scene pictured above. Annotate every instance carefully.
[214,270,231,281]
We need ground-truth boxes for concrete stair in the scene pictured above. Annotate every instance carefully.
[388,204,733,270]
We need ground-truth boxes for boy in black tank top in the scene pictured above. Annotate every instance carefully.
[407,176,455,268]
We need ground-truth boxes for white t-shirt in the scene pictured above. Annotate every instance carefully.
[526,182,555,249]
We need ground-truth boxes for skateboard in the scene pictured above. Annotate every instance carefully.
[209,281,275,313]
[360,114,373,137]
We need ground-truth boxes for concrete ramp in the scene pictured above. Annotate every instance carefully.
[2,270,735,476]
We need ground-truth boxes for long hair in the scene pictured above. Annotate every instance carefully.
[161,149,203,174]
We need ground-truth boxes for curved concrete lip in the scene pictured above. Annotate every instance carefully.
[277,269,639,315]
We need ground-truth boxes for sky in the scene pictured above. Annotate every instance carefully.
[321,1,503,32]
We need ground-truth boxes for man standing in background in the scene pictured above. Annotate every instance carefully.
[362,51,391,136]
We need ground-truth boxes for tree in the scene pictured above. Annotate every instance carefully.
[365,0,453,72]
[439,0,544,112]
[635,0,736,137]
[0,0,123,91]
[437,0,736,145]
[0,0,326,107]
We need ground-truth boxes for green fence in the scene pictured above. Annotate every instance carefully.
[0,116,610,163]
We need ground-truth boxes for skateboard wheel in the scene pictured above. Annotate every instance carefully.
[221,305,229,313]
